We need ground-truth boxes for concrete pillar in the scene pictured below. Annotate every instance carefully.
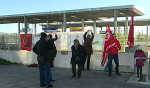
[114,9,117,34]
[101,27,102,31]
[125,15,128,35]
[146,24,149,44]
[35,23,37,36]
[61,22,64,32]
[44,20,49,32]
[24,16,27,34]
[93,20,96,34]
[118,25,120,33]
[18,22,20,45]
[63,13,66,32]
[18,22,20,34]
[124,26,125,33]
[82,18,84,31]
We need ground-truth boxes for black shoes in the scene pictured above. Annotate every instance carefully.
[40,84,46,87]
[108,72,121,76]
[87,68,91,70]
[46,84,53,88]
[78,76,81,78]
[71,75,76,78]
[116,72,121,75]
[50,79,55,82]
[108,73,111,76]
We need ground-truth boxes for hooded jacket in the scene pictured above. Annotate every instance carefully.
[134,50,147,66]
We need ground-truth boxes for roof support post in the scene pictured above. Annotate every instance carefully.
[146,24,149,44]
[44,20,49,32]
[93,20,97,34]
[18,22,20,46]
[63,13,66,32]
[114,9,117,34]
[82,18,84,31]
[101,27,102,31]
[35,23,37,36]
[24,16,27,34]
[61,22,64,32]
[125,15,128,35]
[18,22,20,35]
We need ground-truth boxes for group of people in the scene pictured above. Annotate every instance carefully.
[32,30,147,87]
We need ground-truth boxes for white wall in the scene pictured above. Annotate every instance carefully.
[0,50,149,75]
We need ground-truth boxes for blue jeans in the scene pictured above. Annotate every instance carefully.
[49,69,52,79]
[108,53,119,74]
[39,62,51,86]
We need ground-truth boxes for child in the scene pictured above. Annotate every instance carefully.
[134,46,147,81]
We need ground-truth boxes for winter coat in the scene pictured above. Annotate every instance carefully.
[83,32,94,54]
[33,38,54,62]
[107,39,121,54]
[134,50,147,66]
[71,44,86,66]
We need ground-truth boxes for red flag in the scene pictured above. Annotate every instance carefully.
[20,34,32,51]
[127,9,134,49]
[101,23,116,66]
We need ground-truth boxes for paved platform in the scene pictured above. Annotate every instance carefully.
[0,65,150,88]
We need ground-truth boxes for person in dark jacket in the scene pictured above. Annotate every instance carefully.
[83,30,94,70]
[47,33,58,82]
[71,39,86,78]
[48,33,58,67]
[33,32,54,87]
[134,46,147,81]
[107,34,121,76]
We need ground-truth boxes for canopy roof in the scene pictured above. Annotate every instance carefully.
[0,5,145,24]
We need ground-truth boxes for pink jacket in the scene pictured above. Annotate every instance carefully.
[134,50,147,66]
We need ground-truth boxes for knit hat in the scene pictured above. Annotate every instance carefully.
[40,32,47,38]
[137,46,142,50]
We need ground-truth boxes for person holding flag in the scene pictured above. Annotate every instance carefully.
[101,23,121,77]
[107,34,121,76]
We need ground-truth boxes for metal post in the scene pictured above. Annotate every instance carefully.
[125,15,128,35]
[24,16,27,34]
[101,27,102,31]
[18,22,20,45]
[61,22,64,32]
[114,9,117,34]
[18,22,20,34]
[35,23,37,36]
[45,20,49,32]
[146,24,149,44]
[82,18,84,31]
[124,26,125,33]
[63,13,66,32]
[93,20,96,34]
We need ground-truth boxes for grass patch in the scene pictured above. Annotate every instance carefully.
[0,58,19,65]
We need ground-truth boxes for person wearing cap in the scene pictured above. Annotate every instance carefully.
[83,30,94,70]
[33,32,54,87]
[134,46,147,81]
[70,39,86,78]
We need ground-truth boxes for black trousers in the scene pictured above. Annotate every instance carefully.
[137,66,142,76]
[72,61,82,77]
[83,54,91,69]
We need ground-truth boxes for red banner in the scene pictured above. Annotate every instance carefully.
[101,23,116,66]
[127,9,134,49]
[20,34,32,51]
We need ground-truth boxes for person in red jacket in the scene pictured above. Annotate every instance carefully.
[107,34,121,76]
